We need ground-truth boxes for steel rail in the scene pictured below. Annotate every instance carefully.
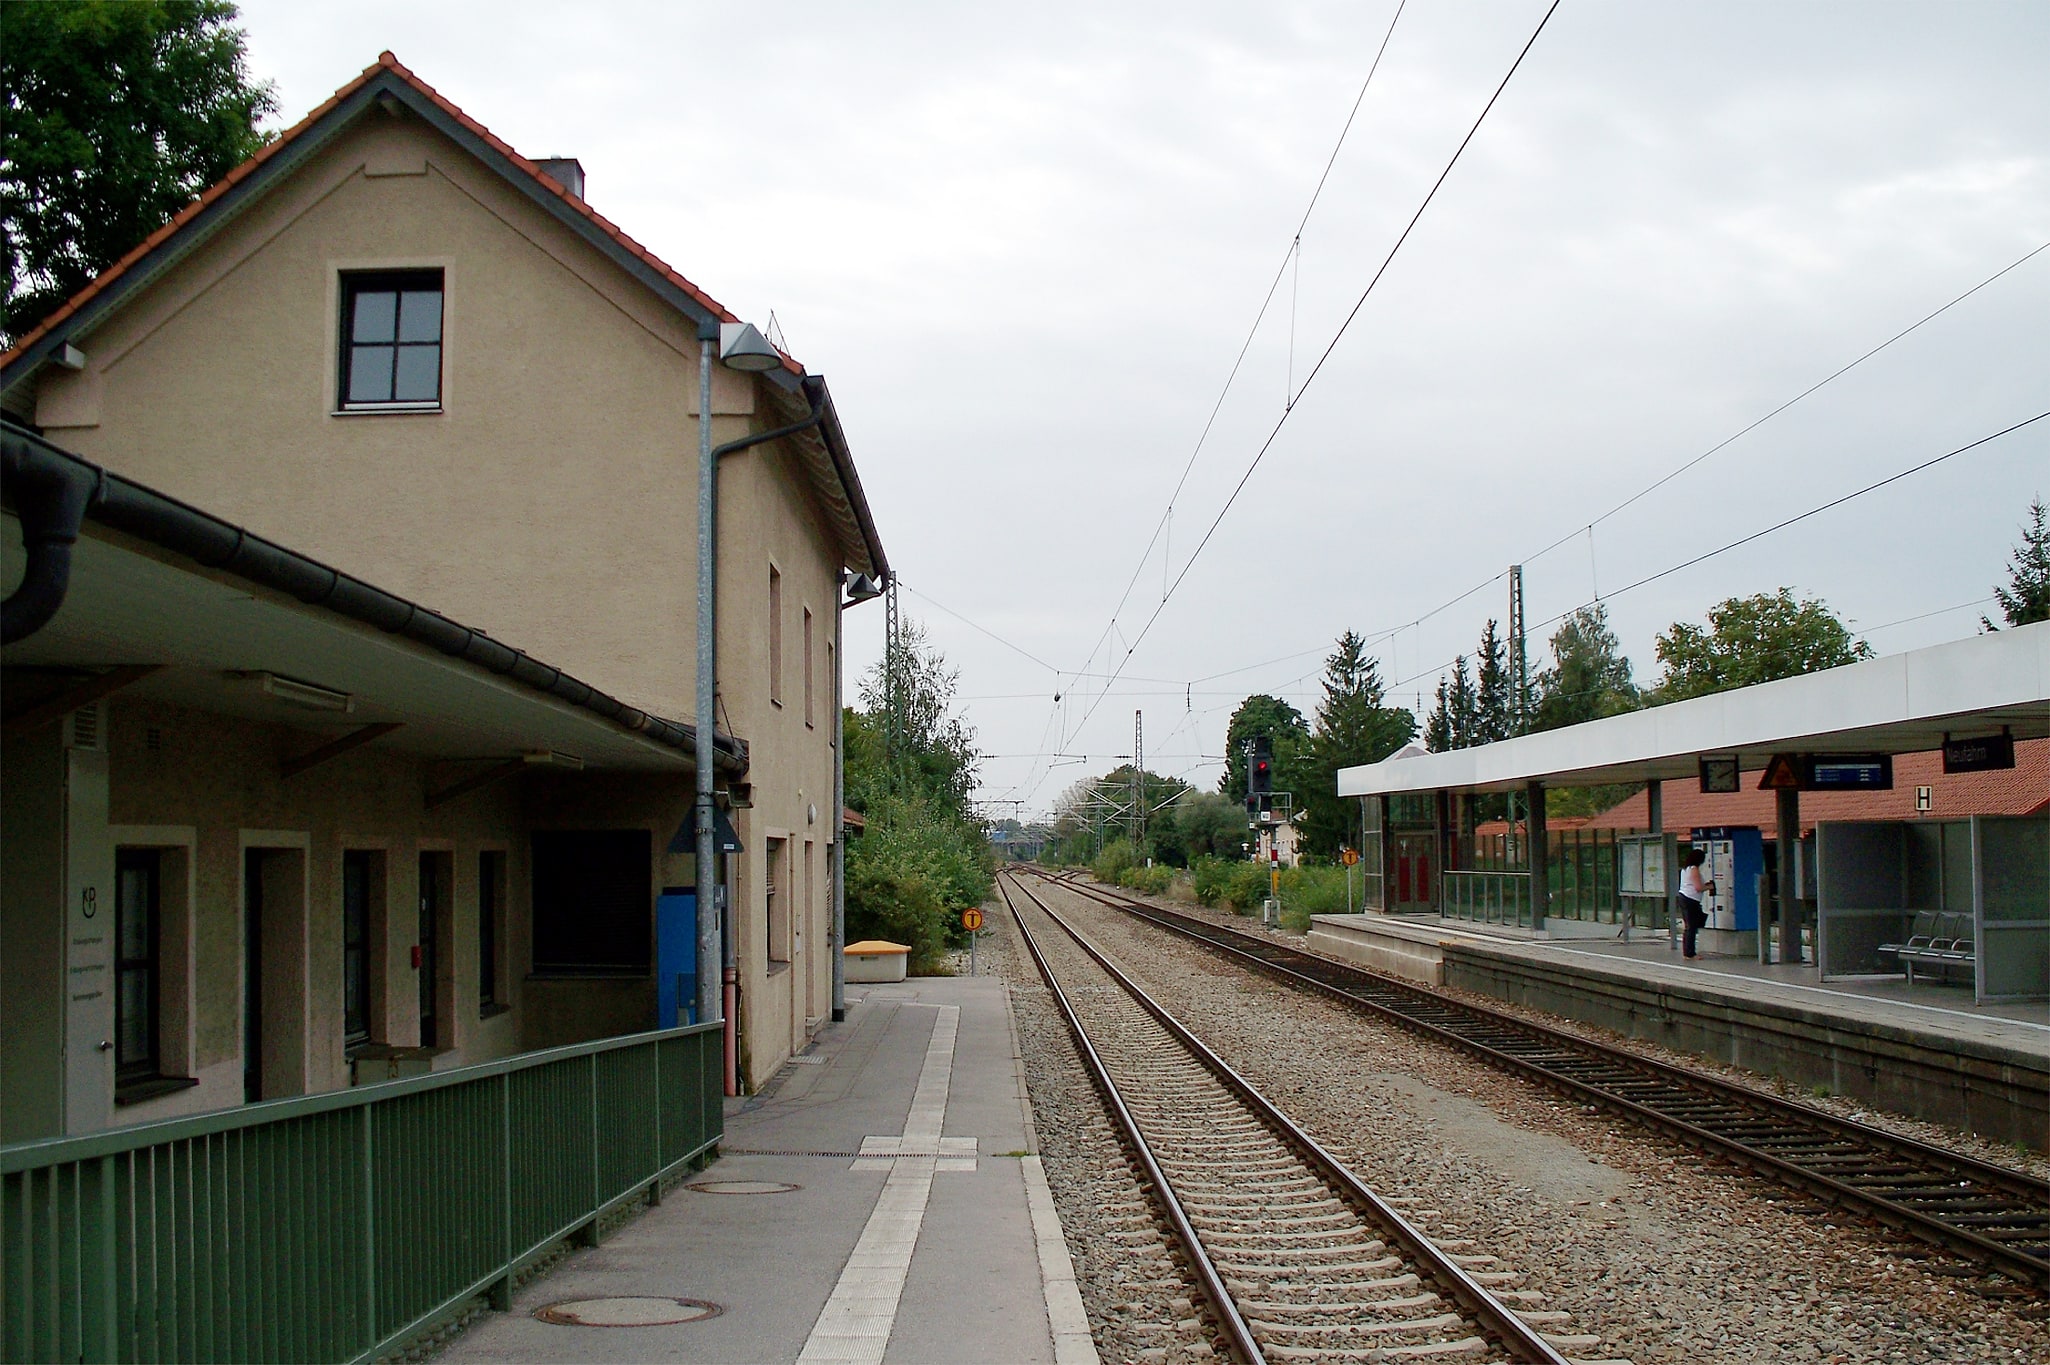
[1002,871,1573,1364]
[1026,868,2050,1290]
[995,875,1265,1365]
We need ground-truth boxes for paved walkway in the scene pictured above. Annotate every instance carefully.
[439,975,1096,1365]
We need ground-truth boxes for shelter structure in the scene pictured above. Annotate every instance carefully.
[1336,624,2048,1004]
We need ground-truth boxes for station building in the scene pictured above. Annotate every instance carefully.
[1,52,888,1144]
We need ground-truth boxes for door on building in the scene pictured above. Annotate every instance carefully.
[243,849,264,1103]
[1391,834,1435,914]
[418,853,439,1048]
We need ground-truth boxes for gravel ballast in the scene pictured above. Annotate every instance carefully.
[991,877,2047,1365]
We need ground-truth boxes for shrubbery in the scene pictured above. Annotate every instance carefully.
[845,801,992,975]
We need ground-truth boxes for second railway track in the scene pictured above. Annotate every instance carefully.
[1016,866,2050,1293]
[998,870,1603,1364]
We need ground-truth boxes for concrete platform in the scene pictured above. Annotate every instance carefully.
[437,975,1097,1365]
[1309,912,2050,1150]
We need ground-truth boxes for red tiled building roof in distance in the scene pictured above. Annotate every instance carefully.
[1583,739,2050,836]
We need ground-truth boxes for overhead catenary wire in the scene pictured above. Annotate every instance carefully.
[1065,0,1563,748]
[1066,0,1412,707]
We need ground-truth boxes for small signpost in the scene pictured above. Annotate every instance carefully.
[962,907,985,976]
[1340,846,1359,914]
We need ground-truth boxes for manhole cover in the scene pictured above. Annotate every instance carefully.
[535,1296,720,1327]
[687,1179,801,1195]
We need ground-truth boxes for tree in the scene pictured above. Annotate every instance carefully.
[843,618,991,968]
[1424,656,1475,753]
[1531,603,1639,732]
[1301,631,1416,857]
[1218,695,1310,802]
[3,1,277,342]
[1651,589,1872,703]
[1986,496,2050,629]
[1472,618,1513,745]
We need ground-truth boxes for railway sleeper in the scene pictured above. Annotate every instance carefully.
[1240,1293,1448,1319]
[1253,1312,1469,1341]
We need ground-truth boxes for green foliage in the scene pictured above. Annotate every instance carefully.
[1651,589,1871,702]
[1092,837,1139,885]
[1987,496,2050,629]
[844,793,991,974]
[1162,790,1253,865]
[842,614,991,974]
[1190,856,1235,906]
[1424,656,1476,752]
[2,0,278,341]
[1531,603,1639,732]
[1123,864,1175,896]
[1219,695,1310,801]
[1301,630,1416,858]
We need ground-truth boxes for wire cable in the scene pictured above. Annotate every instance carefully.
[1067,0,1562,743]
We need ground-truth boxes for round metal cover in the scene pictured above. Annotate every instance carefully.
[687,1179,801,1195]
[534,1296,720,1327]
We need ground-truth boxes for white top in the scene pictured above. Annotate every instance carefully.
[1680,864,1709,901]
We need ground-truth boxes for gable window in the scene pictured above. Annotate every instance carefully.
[339,270,443,410]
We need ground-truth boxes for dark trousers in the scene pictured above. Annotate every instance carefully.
[1679,895,1707,957]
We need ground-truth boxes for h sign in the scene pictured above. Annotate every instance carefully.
[1915,785,1933,813]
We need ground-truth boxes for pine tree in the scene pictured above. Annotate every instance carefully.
[1474,619,1512,745]
[1302,631,1417,855]
[1987,496,2050,629]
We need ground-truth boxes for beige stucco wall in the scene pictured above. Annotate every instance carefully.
[28,107,855,1092]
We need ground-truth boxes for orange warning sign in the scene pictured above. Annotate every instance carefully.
[961,908,985,932]
[1759,754,1803,790]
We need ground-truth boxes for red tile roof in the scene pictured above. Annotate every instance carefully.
[1583,738,2050,835]
[3,52,798,377]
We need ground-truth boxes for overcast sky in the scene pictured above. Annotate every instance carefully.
[238,1,2049,820]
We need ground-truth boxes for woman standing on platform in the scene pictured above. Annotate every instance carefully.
[1678,847,1714,959]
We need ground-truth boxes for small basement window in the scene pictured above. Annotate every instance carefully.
[339,270,444,410]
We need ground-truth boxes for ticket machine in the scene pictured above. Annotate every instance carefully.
[1689,826,1761,933]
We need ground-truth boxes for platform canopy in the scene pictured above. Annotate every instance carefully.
[1337,622,2049,797]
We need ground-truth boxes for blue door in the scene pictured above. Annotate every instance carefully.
[656,889,698,1027]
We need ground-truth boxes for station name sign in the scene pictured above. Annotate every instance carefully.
[1942,732,2015,774]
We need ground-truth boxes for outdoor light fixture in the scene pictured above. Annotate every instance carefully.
[844,572,883,604]
[718,321,782,373]
[237,671,355,712]
[520,749,584,770]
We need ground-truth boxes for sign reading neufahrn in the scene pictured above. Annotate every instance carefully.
[1943,732,2015,774]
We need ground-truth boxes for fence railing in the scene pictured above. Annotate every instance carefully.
[3,1023,721,1365]
[1441,869,1534,927]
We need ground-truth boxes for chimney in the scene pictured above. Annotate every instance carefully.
[536,157,585,199]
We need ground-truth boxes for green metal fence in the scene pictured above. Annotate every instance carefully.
[1441,868,1534,926]
[3,1024,721,1365]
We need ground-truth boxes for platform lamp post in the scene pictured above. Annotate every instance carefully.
[833,571,886,1021]
[695,318,801,1096]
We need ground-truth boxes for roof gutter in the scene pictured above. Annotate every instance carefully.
[0,420,745,773]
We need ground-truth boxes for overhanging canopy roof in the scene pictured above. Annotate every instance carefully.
[1338,623,2050,798]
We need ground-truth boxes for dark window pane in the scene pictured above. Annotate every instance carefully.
[532,830,651,973]
[351,290,398,342]
[398,290,442,342]
[118,866,151,959]
[118,969,151,1067]
[349,346,394,402]
[393,345,440,402]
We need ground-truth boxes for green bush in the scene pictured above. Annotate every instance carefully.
[1092,838,1138,885]
[1224,860,1272,914]
[846,794,993,973]
[1190,856,1233,906]
[1124,864,1174,896]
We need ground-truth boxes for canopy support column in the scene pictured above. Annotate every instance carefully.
[1527,780,1548,932]
[1776,786,1801,965]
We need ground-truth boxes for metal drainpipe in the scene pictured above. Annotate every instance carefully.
[692,346,829,1096]
[833,574,848,1021]
[1,433,97,645]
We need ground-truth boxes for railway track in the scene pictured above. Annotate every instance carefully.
[997,871,1597,1364]
[1016,866,2050,1292]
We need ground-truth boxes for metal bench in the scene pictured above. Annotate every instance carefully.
[1880,910,1976,986]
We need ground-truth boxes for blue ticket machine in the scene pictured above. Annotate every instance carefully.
[656,888,698,1027]
[1689,827,1761,932]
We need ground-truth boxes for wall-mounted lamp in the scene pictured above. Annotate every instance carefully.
[235,671,355,712]
[719,321,782,373]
